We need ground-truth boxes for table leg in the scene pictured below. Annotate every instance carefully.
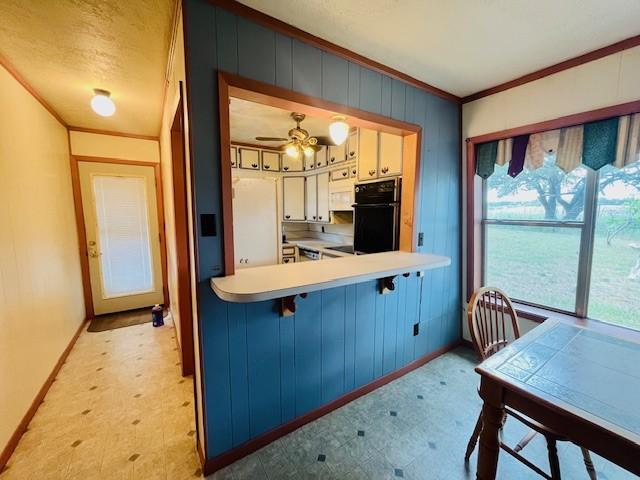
[476,379,504,480]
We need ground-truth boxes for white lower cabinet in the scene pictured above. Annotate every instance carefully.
[316,172,329,223]
[283,176,305,221]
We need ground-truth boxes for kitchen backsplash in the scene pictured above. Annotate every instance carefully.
[283,221,353,246]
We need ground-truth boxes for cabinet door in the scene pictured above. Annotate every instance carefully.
[379,133,403,177]
[262,151,280,172]
[304,153,315,171]
[305,175,318,221]
[282,177,305,221]
[357,128,379,181]
[347,130,358,162]
[230,146,238,168]
[282,154,303,172]
[316,172,329,223]
[328,142,346,166]
[330,167,349,181]
[239,148,260,170]
[315,146,328,169]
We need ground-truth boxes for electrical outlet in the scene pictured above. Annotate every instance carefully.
[417,232,424,246]
[413,323,420,336]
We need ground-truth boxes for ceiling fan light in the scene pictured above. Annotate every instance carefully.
[329,116,349,145]
[91,88,115,117]
[303,145,315,157]
[285,143,299,158]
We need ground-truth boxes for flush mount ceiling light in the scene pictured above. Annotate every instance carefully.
[90,88,115,117]
[329,116,349,146]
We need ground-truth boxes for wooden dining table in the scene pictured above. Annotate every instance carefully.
[475,319,640,479]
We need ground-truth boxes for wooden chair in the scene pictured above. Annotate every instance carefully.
[464,287,597,480]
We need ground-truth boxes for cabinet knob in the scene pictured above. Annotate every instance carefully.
[312,216,316,220]
[264,165,270,169]
[369,169,376,176]
[317,162,321,167]
[349,151,355,157]
[342,171,347,177]
[283,166,289,171]
[251,163,258,168]
[352,169,356,175]
[330,157,335,163]
[381,166,389,174]
[318,216,322,220]
[285,215,290,219]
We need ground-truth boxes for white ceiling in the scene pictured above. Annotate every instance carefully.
[230,97,333,146]
[238,0,640,97]
[0,0,175,136]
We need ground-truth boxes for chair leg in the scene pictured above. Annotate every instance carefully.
[465,412,483,462]
[514,429,537,453]
[546,437,562,480]
[580,447,597,480]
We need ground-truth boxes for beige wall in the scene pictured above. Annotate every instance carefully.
[0,66,85,451]
[69,130,159,162]
[461,45,640,340]
[158,11,205,451]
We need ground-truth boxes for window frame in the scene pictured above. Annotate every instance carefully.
[480,167,599,317]
[465,99,640,330]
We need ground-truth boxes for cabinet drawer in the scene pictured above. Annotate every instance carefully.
[282,256,296,264]
[282,246,296,256]
[330,168,350,181]
[239,148,260,170]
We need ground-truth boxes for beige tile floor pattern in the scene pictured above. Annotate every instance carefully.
[0,319,200,480]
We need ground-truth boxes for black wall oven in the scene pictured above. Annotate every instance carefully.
[353,178,401,253]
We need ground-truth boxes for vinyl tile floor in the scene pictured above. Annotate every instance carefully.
[208,348,637,480]
[2,331,636,480]
[0,319,199,480]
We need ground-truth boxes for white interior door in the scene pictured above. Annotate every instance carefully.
[78,161,163,315]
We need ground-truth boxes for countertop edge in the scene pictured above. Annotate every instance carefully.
[210,253,451,303]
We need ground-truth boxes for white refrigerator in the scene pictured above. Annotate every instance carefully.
[232,177,279,269]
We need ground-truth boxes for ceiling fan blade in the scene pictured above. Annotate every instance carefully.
[255,136,288,141]
[313,135,337,146]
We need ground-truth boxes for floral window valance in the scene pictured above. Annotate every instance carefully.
[475,113,640,179]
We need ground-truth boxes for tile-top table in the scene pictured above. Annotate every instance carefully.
[475,319,640,479]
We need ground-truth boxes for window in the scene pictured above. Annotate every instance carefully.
[483,156,640,331]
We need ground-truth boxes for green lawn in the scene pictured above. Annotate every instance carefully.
[485,226,640,331]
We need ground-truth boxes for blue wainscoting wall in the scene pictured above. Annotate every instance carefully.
[183,0,461,459]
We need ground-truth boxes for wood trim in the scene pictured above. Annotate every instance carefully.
[67,126,159,141]
[224,72,421,136]
[0,53,67,127]
[218,73,236,276]
[69,155,170,313]
[231,141,283,152]
[462,34,640,103]
[467,100,640,145]
[0,318,87,472]
[205,0,459,103]
[465,100,640,303]
[170,92,195,376]
[218,71,423,275]
[202,340,461,475]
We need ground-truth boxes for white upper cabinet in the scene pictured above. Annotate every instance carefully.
[261,151,280,172]
[357,128,379,181]
[305,175,318,221]
[316,172,329,223]
[239,148,260,170]
[347,130,358,162]
[315,146,328,169]
[378,133,403,177]
[282,176,305,221]
[304,153,316,171]
[328,142,346,166]
[230,146,238,168]
[282,153,303,172]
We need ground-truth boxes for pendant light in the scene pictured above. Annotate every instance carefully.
[329,116,349,145]
[91,89,116,117]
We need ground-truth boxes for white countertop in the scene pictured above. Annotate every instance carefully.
[210,251,451,303]
[285,238,353,257]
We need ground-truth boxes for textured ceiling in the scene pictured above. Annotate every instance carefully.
[230,98,333,146]
[0,0,175,136]
[238,0,640,97]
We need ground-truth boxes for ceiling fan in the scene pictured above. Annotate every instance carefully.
[255,112,334,157]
